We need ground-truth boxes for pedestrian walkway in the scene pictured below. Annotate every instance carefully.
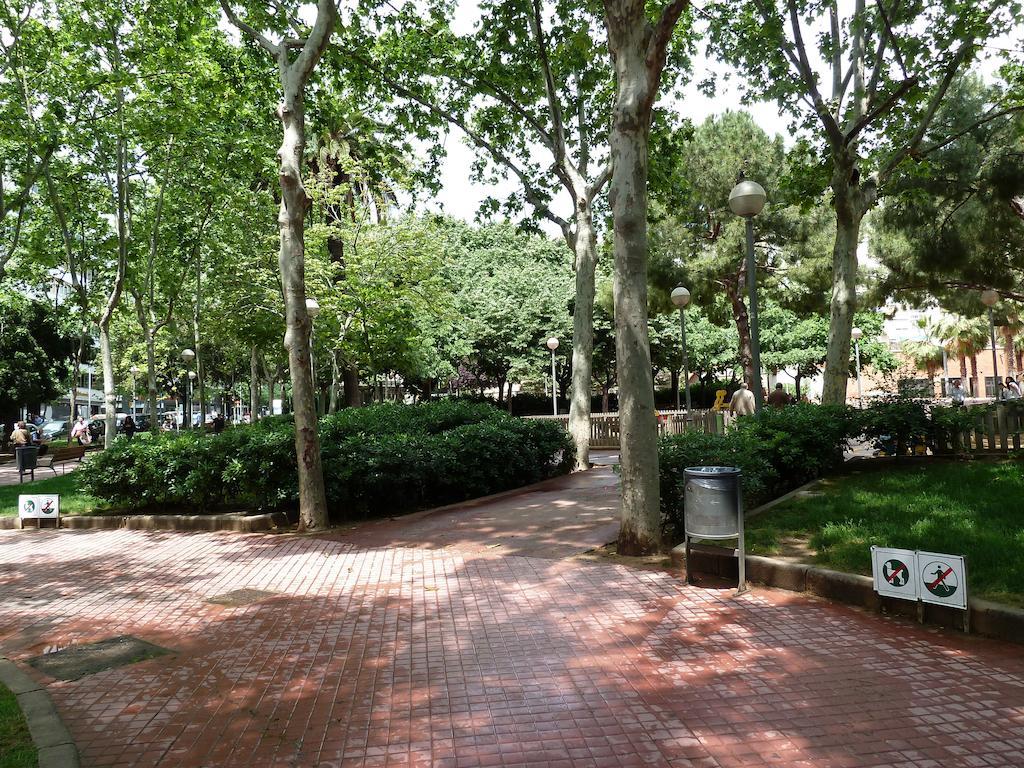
[1,459,1024,767]
[0,451,81,486]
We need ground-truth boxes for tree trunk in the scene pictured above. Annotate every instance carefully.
[724,275,754,385]
[959,349,968,383]
[269,376,277,415]
[194,252,207,422]
[328,351,341,413]
[99,323,118,448]
[970,354,979,396]
[343,362,362,407]
[1004,327,1016,378]
[568,205,598,470]
[250,344,260,421]
[602,381,610,413]
[605,7,661,556]
[146,331,159,432]
[821,154,873,405]
[277,64,328,531]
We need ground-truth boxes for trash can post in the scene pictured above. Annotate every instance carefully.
[15,446,39,484]
[683,466,745,594]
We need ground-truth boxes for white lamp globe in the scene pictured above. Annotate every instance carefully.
[188,371,197,381]
[671,287,691,309]
[180,348,196,363]
[728,180,767,218]
[130,365,140,375]
[546,337,559,351]
[851,327,863,341]
[981,289,999,308]
[306,297,321,319]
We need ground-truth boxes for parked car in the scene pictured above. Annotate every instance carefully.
[40,419,69,441]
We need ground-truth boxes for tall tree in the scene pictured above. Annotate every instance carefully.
[708,0,1020,404]
[220,0,336,530]
[346,0,635,469]
[602,0,691,555]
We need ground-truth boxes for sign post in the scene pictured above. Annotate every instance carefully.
[871,546,969,632]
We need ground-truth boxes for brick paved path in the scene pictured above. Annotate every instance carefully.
[2,465,1024,767]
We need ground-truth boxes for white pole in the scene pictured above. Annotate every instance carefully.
[855,339,863,409]
[550,349,558,416]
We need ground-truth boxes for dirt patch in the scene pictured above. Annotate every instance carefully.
[206,588,279,607]
[28,635,171,682]
[572,542,673,571]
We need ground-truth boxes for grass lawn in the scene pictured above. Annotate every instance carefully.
[744,460,1024,607]
[0,473,104,517]
[0,683,35,768]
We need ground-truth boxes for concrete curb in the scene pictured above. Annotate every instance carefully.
[673,543,1024,646]
[0,657,78,768]
[1,512,287,533]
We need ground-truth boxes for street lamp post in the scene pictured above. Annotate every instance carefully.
[546,337,559,416]
[671,287,692,413]
[851,327,863,409]
[188,371,197,426]
[129,365,140,417]
[306,298,320,415]
[180,348,195,428]
[981,289,1000,399]
[729,178,767,412]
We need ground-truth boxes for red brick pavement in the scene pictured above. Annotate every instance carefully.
[2,471,1024,767]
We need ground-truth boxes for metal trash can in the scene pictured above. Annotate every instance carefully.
[15,446,39,483]
[683,466,745,592]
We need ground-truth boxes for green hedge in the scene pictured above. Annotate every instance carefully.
[659,404,855,539]
[82,401,572,519]
[659,397,1024,540]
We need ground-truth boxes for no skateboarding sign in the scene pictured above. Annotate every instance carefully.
[918,552,967,609]
[872,547,918,600]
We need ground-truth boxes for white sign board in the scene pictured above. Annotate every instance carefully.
[918,551,967,610]
[871,547,967,610]
[18,494,60,521]
[871,546,918,601]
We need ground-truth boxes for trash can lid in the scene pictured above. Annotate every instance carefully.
[684,465,741,477]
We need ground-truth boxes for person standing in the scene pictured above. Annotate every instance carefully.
[950,379,967,406]
[1004,377,1021,400]
[123,415,137,440]
[767,383,790,409]
[729,383,756,417]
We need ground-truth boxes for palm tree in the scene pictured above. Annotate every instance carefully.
[1002,313,1024,379]
[934,314,990,396]
[901,339,944,380]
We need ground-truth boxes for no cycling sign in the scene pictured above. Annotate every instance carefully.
[871,547,967,610]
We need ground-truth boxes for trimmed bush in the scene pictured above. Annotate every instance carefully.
[659,404,858,540]
[81,401,572,519]
[854,396,930,455]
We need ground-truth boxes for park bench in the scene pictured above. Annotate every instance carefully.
[37,445,87,476]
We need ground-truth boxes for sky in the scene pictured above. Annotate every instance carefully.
[416,3,1021,231]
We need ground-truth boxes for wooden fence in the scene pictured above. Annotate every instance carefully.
[933,403,1024,455]
[526,409,734,449]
